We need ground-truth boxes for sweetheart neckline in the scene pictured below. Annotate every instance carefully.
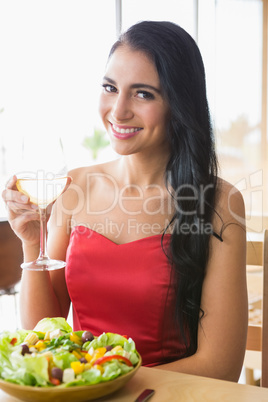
[72,225,171,246]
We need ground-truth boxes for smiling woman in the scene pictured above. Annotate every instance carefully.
[99,46,170,156]
[2,20,247,383]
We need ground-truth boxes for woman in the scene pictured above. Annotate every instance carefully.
[2,21,247,381]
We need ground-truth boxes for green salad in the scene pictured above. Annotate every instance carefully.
[0,317,140,387]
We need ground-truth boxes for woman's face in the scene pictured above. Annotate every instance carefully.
[99,44,170,156]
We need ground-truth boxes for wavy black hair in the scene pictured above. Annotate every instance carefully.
[109,21,218,357]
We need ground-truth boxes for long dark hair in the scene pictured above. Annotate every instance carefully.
[109,21,218,357]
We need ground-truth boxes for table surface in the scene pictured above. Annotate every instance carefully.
[0,366,268,402]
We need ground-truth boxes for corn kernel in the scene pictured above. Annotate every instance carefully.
[24,332,39,345]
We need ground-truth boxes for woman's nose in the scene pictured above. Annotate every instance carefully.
[111,94,134,121]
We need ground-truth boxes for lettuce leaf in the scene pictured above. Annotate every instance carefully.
[0,347,49,386]
[0,329,29,377]
[52,350,78,370]
[33,317,72,333]
[85,332,133,350]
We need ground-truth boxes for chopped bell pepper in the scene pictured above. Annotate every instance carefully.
[70,332,82,345]
[71,361,85,375]
[50,377,61,386]
[93,354,133,367]
[10,337,17,345]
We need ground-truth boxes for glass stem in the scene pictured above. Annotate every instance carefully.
[39,207,48,260]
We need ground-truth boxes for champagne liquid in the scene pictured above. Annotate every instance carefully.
[16,177,68,208]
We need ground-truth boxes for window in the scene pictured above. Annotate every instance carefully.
[1,0,267,232]
[0,0,116,216]
[200,0,265,232]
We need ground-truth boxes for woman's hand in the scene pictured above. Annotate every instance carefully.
[2,175,41,247]
[2,175,72,248]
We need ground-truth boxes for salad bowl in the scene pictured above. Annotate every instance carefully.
[0,317,142,401]
[0,361,141,402]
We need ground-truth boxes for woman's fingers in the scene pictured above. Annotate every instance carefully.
[3,175,37,212]
[3,190,32,215]
[4,189,29,208]
[2,174,41,246]
[2,175,39,236]
[5,174,17,189]
[3,175,26,203]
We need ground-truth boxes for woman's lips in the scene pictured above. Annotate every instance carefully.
[110,123,143,139]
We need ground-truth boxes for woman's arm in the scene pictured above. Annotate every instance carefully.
[19,206,71,329]
[2,175,72,329]
[157,181,248,382]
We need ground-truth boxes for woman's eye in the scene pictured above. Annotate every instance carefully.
[136,91,155,100]
[102,84,117,93]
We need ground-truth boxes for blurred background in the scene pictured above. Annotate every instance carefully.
[0,0,267,231]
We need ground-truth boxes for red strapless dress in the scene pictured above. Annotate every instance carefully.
[65,226,187,366]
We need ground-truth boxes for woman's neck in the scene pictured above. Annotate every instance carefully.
[118,150,170,188]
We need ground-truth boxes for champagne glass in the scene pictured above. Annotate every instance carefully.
[16,135,71,271]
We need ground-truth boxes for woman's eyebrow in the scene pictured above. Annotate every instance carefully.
[131,83,161,94]
[103,76,161,94]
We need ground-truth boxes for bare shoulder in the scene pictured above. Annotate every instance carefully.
[60,160,119,213]
[216,178,245,215]
[213,178,246,235]
[68,160,118,187]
